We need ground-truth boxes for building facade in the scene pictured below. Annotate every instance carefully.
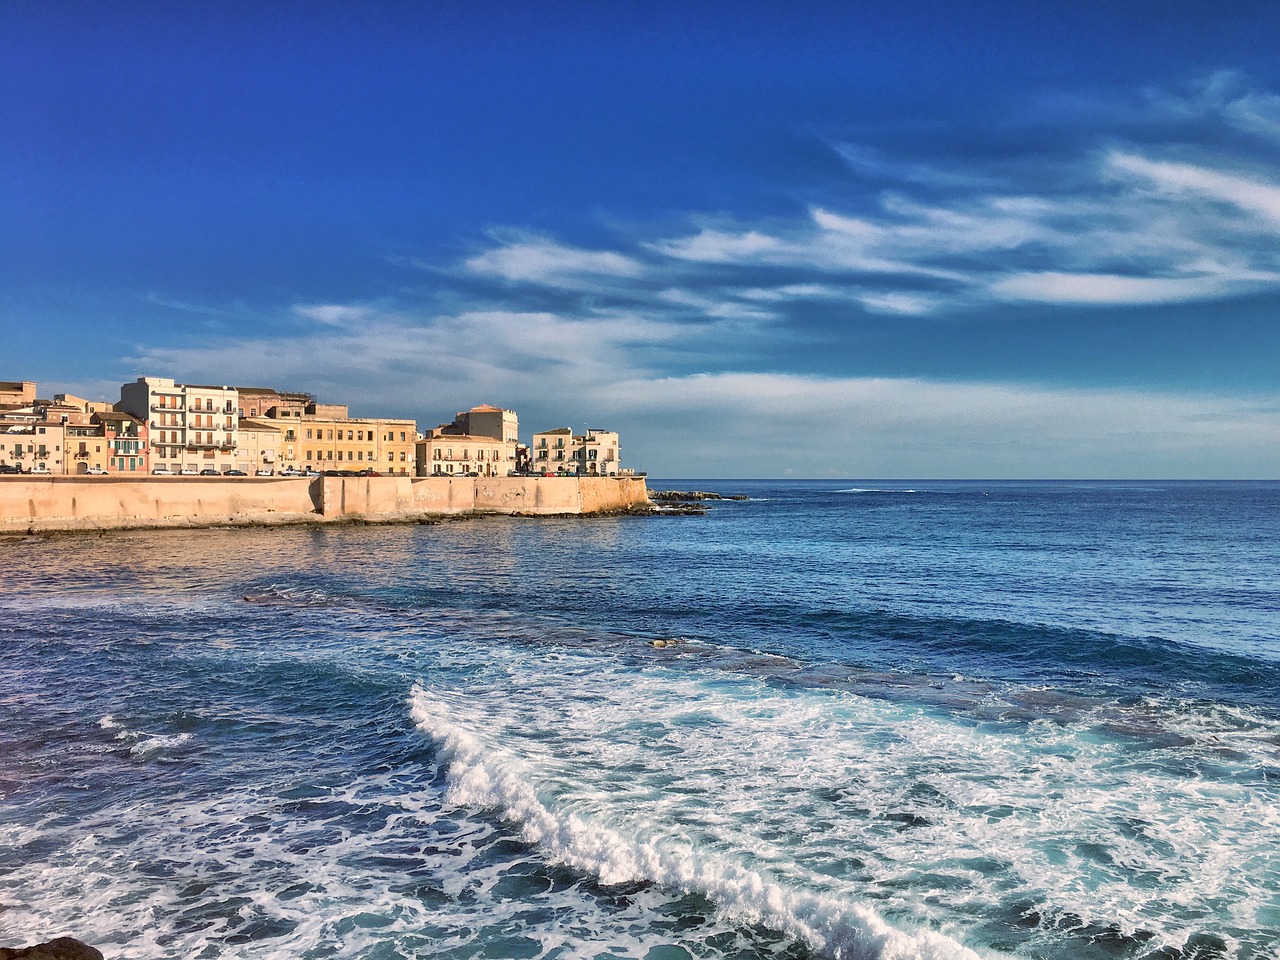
[297,404,416,475]
[236,419,284,474]
[94,412,150,475]
[531,427,621,475]
[415,434,509,476]
[119,377,240,474]
[0,381,37,411]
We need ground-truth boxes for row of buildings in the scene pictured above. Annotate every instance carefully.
[0,378,626,479]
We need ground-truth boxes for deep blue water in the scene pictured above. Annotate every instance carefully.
[1,480,1278,959]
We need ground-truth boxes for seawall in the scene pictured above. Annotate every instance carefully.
[0,475,651,533]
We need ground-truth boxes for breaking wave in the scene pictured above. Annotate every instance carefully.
[408,685,992,960]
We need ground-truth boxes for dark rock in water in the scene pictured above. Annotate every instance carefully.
[651,490,724,501]
[0,938,104,960]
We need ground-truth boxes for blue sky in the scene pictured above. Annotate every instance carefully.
[4,1,1279,478]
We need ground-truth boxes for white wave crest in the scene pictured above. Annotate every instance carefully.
[409,685,991,960]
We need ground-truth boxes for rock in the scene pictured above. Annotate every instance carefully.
[0,938,104,960]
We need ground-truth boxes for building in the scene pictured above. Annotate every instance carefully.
[426,404,519,475]
[0,381,36,411]
[94,412,150,475]
[415,434,509,477]
[0,421,66,474]
[575,429,621,475]
[118,377,240,474]
[236,387,312,420]
[531,427,573,472]
[530,427,622,475]
[236,419,284,474]
[297,403,416,476]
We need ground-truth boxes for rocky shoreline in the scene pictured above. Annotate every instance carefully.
[0,938,102,960]
[646,489,750,515]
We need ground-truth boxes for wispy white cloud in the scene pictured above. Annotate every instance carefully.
[293,303,374,326]
[989,271,1266,306]
[1105,150,1280,225]
[647,228,781,263]
[465,235,644,286]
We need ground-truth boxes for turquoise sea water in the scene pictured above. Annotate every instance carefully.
[1,480,1278,959]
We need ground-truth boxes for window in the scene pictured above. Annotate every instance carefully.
[306,429,313,439]
[400,432,406,442]
[347,430,353,440]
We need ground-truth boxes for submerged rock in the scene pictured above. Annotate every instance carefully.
[0,938,104,960]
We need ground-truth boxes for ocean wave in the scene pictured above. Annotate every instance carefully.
[99,714,194,758]
[408,685,993,960]
[834,488,922,495]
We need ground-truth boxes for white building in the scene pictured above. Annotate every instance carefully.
[119,377,240,474]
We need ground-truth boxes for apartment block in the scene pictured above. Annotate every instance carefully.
[119,377,239,473]
[531,427,621,475]
[298,404,416,476]
[415,434,508,477]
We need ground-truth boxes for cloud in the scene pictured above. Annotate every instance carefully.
[1105,150,1280,226]
[989,271,1253,306]
[118,300,1280,479]
[591,373,1280,478]
[647,228,781,263]
[465,236,644,286]
[293,304,373,326]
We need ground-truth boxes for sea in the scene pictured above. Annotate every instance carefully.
[1,480,1278,960]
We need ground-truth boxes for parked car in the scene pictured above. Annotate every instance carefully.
[280,467,304,477]
[255,469,274,476]
[179,467,198,476]
[223,468,247,476]
[0,464,22,474]
[85,466,107,475]
[152,466,173,475]
[199,468,220,476]
[29,465,51,474]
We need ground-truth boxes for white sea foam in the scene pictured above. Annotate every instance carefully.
[97,715,193,758]
[410,684,996,960]
[403,649,1280,960]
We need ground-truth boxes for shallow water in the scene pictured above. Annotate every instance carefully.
[1,481,1278,959]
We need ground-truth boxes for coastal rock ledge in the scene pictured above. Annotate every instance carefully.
[0,938,103,960]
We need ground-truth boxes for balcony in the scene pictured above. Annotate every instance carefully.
[74,452,90,460]
[150,403,183,412]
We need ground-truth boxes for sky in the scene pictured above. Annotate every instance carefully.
[3,1,1279,478]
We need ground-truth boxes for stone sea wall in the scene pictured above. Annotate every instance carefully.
[0,475,650,533]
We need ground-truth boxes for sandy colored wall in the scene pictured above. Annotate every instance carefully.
[0,475,649,532]
[0,477,321,532]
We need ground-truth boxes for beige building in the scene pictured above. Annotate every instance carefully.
[427,404,519,475]
[0,381,37,411]
[416,434,509,477]
[531,427,622,475]
[119,377,240,473]
[297,403,416,475]
[236,419,285,474]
